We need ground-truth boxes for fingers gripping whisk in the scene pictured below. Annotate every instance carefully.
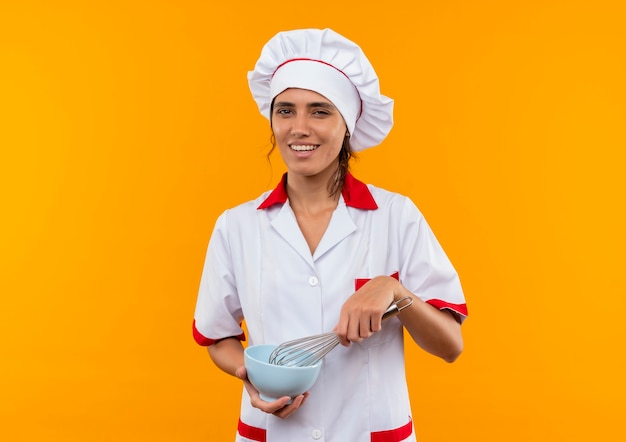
[268,297,413,367]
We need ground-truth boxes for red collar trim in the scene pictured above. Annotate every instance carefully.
[257,172,378,210]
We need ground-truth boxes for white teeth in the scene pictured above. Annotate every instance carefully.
[290,145,318,152]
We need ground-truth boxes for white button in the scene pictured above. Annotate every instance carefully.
[308,276,319,286]
[311,429,322,439]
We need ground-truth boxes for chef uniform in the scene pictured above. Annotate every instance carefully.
[193,29,468,442]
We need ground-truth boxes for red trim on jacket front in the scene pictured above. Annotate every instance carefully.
[192,320,245,346]
[238,418,266,442]
[355,271,399,291]
[257,172,378,210]
[371,417,413,442]
[237,417,412,442]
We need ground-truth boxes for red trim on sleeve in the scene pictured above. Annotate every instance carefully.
[426,299,469,317]
[258,172,378,210]
[192,320,245,346]
[371,417,413,442]
[238,419,266,442]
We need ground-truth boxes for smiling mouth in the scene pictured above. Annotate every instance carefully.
[290,144,319,152]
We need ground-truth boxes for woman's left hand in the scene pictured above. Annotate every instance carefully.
[334,275,401,346]
[235,366,310,419]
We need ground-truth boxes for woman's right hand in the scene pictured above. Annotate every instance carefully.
[234,366,309,419]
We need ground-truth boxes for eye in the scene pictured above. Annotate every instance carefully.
[275,108,293,116]
[312,109,331,116]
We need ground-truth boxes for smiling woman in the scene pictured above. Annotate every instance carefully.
[193,28,467,442]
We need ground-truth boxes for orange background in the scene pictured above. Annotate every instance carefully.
[1,0,624,440]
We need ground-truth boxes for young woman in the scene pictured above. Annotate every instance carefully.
[193,28,468,442]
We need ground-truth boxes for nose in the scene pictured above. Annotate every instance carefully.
[290,114,310,136]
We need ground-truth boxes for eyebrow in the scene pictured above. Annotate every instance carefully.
[273,101,337,110]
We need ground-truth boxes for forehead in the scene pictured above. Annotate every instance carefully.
[274,87,335,105]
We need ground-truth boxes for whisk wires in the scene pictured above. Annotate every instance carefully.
[268,332,338,367]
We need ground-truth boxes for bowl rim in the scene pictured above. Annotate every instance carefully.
[244,344,322,369]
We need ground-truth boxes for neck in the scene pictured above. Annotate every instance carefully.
[286,171,340,215]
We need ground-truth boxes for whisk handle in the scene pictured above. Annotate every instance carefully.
[381,296,413,320]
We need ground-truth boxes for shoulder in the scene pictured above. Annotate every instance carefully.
[366,184,423,218]
[215,190,274,226]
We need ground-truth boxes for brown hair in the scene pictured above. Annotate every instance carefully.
[328,136,354,197]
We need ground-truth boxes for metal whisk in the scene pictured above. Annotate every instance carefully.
[268,296,413,367]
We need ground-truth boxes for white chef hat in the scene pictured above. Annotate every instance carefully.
[247,28,394,151]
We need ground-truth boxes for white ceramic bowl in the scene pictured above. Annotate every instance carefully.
[244,344,322,402]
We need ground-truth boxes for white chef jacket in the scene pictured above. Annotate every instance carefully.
[193,173,467,442]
